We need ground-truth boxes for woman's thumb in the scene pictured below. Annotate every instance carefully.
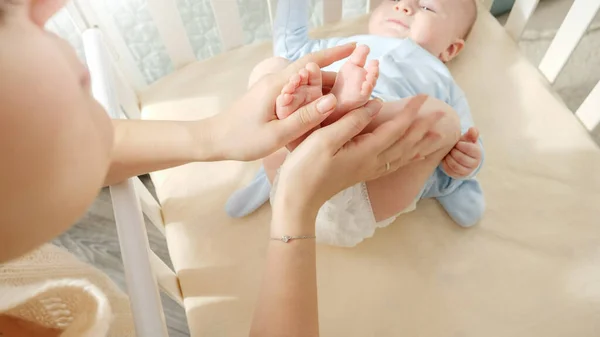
[320,99,382,150]
[278,94,337,140]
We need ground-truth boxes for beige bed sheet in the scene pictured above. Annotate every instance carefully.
[140,9,600,337]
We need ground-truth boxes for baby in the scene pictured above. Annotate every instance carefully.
[226,0,485,246]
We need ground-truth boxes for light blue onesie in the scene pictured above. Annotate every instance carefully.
[225,0,485,227]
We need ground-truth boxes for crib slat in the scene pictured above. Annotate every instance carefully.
[479,0,495,11]
[504,0,541,41]
[147,0,196,69]
[110,181,170,337]
[83,28,169,337]
[65,1,88,32]
[324,0,344,24]
[150,252,184,307]
[576,80,600,132]
[267,0,277,28]
[134,178,166,236]
[209,0,245,51]
[74,0,147,91]
[538,0,600,83]
[115,69,142,119]
[367,0,383,12]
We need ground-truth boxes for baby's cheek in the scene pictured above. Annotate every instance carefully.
[411,22,445,55]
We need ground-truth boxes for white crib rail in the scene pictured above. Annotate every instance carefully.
[267,0,278,27]
[576,80,600,131]
[210,0,246,51]
[504,0,541,40]
[538,0,600,83]
[147,0,196,69]
[82,28,170,337]
[368,0,383,11]
[69,0,147,90]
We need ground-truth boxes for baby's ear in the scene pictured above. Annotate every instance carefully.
[439,39,465,63]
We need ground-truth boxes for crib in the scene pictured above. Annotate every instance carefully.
[62,0,600,336]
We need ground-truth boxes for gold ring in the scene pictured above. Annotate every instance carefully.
[385,162,391,171]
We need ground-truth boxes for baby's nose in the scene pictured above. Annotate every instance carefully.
[395,5,412,15]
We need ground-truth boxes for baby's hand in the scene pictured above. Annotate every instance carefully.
[442,127,482,179]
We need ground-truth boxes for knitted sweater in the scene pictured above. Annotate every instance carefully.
[0,244,135,336]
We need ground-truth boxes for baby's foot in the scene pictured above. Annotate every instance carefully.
[324,45,379,125]
[276,62,323,120]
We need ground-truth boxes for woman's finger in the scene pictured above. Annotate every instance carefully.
[287,125,320,152]
[283,43,356,81]
[407,130,442,160]
[319,99,382,151]
[363,95,428,153]
[377,108,443,165]
[275,94,338,144]
[450,148,477,168]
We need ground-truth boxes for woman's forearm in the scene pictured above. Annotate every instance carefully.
[250,202,320,337]
[104,118,221,186]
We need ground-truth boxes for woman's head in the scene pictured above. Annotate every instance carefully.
[0,0,114,261]
[369,0,477,62]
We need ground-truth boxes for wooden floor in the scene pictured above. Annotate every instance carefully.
[52,176,190,337]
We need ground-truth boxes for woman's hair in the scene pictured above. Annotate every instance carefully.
[0,0,17,23]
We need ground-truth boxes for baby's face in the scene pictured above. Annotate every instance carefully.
[369,0,476,61]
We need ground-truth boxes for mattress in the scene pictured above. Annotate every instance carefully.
[47,0,368,84]
[140,9,600,337]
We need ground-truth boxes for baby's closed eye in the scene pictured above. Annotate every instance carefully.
[419,3,436,12]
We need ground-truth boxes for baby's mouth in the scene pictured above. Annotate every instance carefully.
[387,18,409,29]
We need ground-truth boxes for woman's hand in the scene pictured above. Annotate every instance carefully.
[272,95,441,219]
[210,44,357,161]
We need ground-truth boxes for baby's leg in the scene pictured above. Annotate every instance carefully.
[263,148,288,183]
[322,45,379,126]
[365,97,462,222]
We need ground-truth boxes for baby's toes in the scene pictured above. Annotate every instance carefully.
[305,62,322,86]
[299,68,310,86]
[349,44,370,67]
[282,74,302,94]
[276,95,296,120]
[361,81,374,97]
[277,93,294,108]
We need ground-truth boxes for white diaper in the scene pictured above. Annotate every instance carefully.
[270,172,418,247]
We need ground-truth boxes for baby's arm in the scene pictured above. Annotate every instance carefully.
[441,95,484,180]
[273,0,344,60]
[441,127,482,179]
